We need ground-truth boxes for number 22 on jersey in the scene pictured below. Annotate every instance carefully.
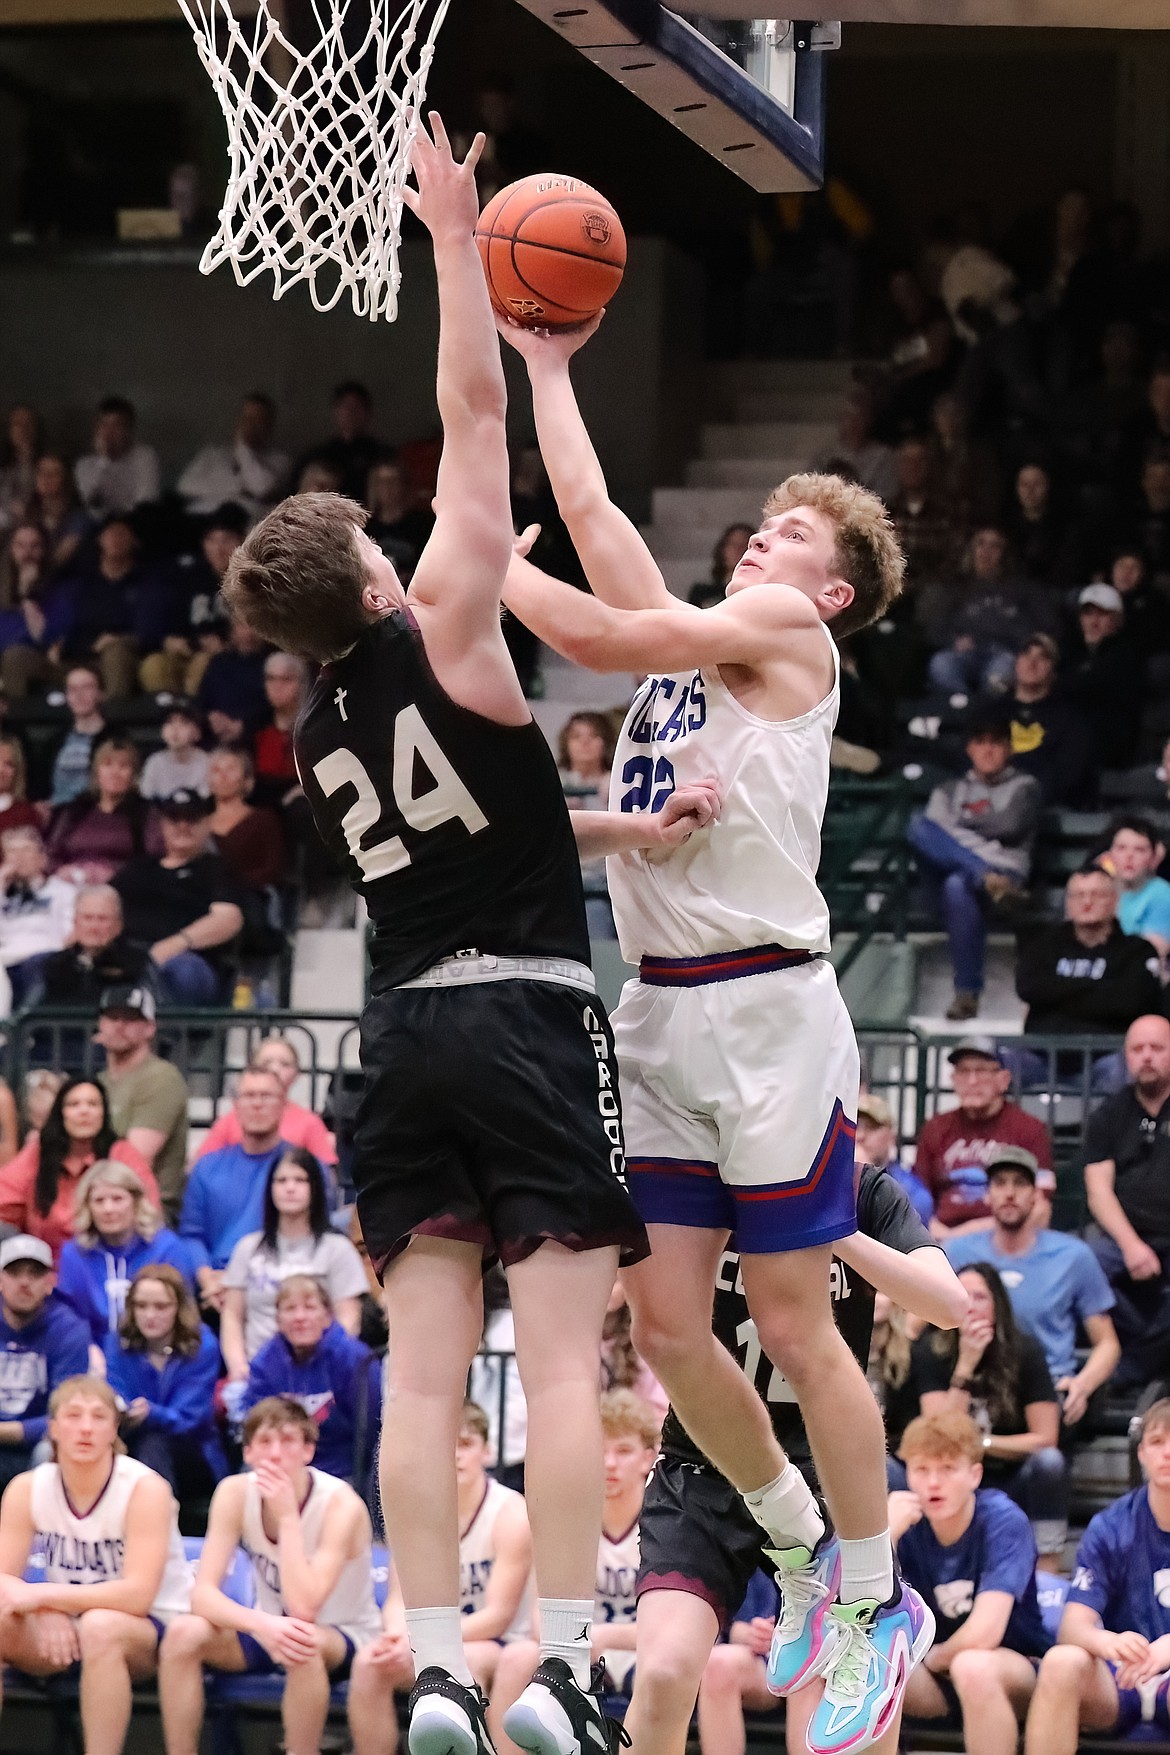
[311,703,488,881]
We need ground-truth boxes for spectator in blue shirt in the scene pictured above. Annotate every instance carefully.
[56,1157,194,1344]
[894,1410,1051,1755]
[0,1233,90,1488]
[945,1147,1120,1426]
[243,1273,380,1488]
[1026,1396,1170,1755]
[1105,815,1170,965]
[103,1260,226,1493]
[179,1064,287,1314]
[196,616,269,746]
[48,665,107,807]
[855,1092,934,1226]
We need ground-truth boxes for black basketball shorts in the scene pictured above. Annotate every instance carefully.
[636,1453,773,1632]
[354,979,650,1279]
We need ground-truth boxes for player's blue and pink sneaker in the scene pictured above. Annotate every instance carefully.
[806,1582,935,1755]
[764,1534,842,1696]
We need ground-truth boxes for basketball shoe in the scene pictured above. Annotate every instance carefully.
[408,1666,497,1755]
[503,1657,629,1755]
[764,1532,841,1695]
[807,1582,935,1754]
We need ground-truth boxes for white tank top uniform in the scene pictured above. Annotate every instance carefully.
[30,1456,192,1625]
[459,1477,533,1640]
[241,1467,381,1650]
[607,629,860,1255]
[595,1518,641,1691]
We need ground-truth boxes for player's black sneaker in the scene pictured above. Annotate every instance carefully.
[503,1657,629,1755]
[407,1665,497,1755]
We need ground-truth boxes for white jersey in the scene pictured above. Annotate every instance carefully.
[607,629,839,961]
[30,1456,192,1623]
[596,1516,640,1688]
[241,1466,380,1649]
[460,1477,533,1639]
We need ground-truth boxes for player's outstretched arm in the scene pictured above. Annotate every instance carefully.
[499,317,675,612]
[570,779,721,859]
[834,1233,968,1331]
[403,115,514,644]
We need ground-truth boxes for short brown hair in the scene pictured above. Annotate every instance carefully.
[761,472,905,639]
[222,492,375,663]
[600,1388,661,1451]
[275,1272,332,1311]
[1140,1397,1170,1442]
[899,1411,984,1467]
[461,1399,490,1443]
[242,1394,319,1449]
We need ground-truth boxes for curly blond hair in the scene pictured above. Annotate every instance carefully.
[762,472,905,639]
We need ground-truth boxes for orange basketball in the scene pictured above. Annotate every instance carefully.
[475,173,626,331]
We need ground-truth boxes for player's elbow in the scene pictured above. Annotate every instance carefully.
[928,1272,969,1331]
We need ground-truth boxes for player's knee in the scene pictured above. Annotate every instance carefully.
[698,1643,746,1700]
[1036,1644,1093,1694]
[77,1609,132,1660]
[949,1648,1003,1696]
[635,1640,707,1710]
[161,1614,214,1662]
[628,1303,701,1373]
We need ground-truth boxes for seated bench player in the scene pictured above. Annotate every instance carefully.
[1025,1395,1170,1755]
[894,1412,1052,1755]
[159,1394,380,1755]
[490,1389,661,1752]
[347,1397,534,1754]
[0,1374,192,1755]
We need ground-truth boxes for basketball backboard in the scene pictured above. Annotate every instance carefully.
[510,4,829,192]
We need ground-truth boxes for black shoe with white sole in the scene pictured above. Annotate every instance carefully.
[503,1658,629,1755]
[407,1666,496,1755]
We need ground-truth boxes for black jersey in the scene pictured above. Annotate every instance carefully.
[294,611,590,987]
[660,1166,932,1474]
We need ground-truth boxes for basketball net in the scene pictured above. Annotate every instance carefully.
[176,0,452,321]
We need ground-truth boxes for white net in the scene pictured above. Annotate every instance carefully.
[177,0,452,321]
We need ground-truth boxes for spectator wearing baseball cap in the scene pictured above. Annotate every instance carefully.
[96,985,190,1226]
[972,635,1096,808]
[1065,582,1142,769]
[945,1146,1120,1427]
[913,1039,1052,1236]
[0,1234,89,1489]
[855,1092,934,1227]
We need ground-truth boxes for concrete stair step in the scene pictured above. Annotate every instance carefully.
[699,420,838,461]
[731,390,846,424]
[685,457,804,489]
[650,485,764,527]
[708,357,858,397]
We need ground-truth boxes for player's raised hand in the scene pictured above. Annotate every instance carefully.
[495,310,604,368]
[403,112,484,241]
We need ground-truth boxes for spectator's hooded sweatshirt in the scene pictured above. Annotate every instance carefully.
[1016,920,1162,1035]
[0,1295,90,1444]
[242,1319,380,1484]
[56,1228,195,1342]
[924,763,1042,880]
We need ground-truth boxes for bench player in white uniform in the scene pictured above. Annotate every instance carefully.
[160,1394,380,1755]
[0,1373,191,1755]
[491,1390,661,1751]
[499,317,933,1754]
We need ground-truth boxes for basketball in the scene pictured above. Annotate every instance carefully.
[475,173,627,331]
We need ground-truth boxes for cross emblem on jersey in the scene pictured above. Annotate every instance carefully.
[334,687,348,722]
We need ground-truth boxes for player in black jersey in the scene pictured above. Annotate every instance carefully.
[222,119,716,1755]
[623,1166,967,1755]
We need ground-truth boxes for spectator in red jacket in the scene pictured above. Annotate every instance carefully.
[914,1038,1052,1237]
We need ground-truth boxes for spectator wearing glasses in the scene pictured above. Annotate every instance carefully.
[179,1066,289,1314]
[197,1037,336,1168]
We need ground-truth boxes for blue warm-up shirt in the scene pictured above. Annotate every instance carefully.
[1068,1487,1170,1639]
[897,1488,1051,1658]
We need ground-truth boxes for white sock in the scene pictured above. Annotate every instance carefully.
[742,1463,826,1554]
[538,1598,594,1688]
[838,1531,895,1606]
[404,1606,473,1686]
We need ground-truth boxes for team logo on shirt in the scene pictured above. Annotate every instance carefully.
[1072,1565,1094,1592]
[1154,1569,1170,1607]
[934,1578,975,1620]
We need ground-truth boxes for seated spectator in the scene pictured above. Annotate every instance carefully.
[348,1210,389,1355]
[56,514,174,700]
[112,788,244,1007]
[893,1412,1051,1752]
[1027,1397,1170,1755]
[0,826,78,1009]
[220,1148,366,1381]
[1118,452,1170,589]
[692,1571,781,1755]
[196,616,269,746]
[295,380,389,503]
[1083,1013,1170,1388]
[928,390,1001,533]
[0,522,51,640]
[889,436,959,584]
[0,1374,190,1752]
[946,1147,1119,1427]
[558,710,616,938]
[73,396,160,520]
[47,665,107,807]
[812,389,898,504]
[907,721,1043,1021]
[206,746,285,891]
[601,1282,667,1421]
[869,1293,920,1457]
[687,521,753,609]
[45,736,161,886]
[1015,865,1162,1050]
[0,522,75,701]
[158,1395,379,1755]
[296,459,342,494]
[1113,731,1170,810]
[915,1038,1053,1235]
[179,1064,289,1311]
[0,404,40,535]
[176,392,288,524]
[0,1075,158,1258]
[140,702,210,801]
[22,454,91,578]
[141,515,242,697]
[1108,545,1170,654]
[920,527,1056,696]
[96,984,190,1225]
[854,1091,933,1225]
[39,886,150,1008]
[913,1262,1068,1562]
[56,1158,192,1343]
[364,457,435,573]
[1002,461,1076,585]
[0,1235,90,1486]
[242,1275,381,1486]
[1102,814,1170,961]
[1064,583,1142,770]
[103,1262,227,1492]
[253,652,307,805]
[199,1036,336,1165]
[980,635,1096,807]
[0,738,44,839]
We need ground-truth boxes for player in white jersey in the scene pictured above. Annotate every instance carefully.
[490,1391,661,1751]
[0,1373,191,1755]
[497,317,932,1755]
[349,1399,535,1755]
[160,1394,379,1755]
